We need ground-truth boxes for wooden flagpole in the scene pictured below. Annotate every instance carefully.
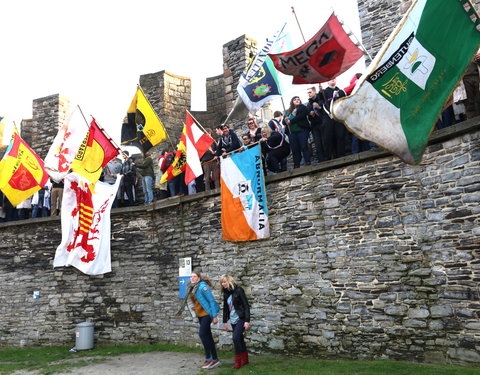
[291,6,307,43]
[221,140,261,158]
[186,109,210,135]
[222,96,242,125]
[90,116,127,159]
[77,105,93,130]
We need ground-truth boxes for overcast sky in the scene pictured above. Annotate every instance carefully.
[1,0,363,145]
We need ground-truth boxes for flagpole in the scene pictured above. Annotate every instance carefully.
[222,96,241,125]
[186,109,210,134]
[137,85,176,152]
[77,105,93,130]
[291,6,306,43]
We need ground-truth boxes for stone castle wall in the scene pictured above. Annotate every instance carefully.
[30,94,70,159]
[139,70,192,147]
[1,120,479,365]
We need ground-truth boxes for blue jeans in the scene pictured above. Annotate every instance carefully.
[198,315,218,360]
[31,204,40,218]
[167,173,186,197]
[289,130,311,167]
[142,175,154,204]
[231,319,247,354]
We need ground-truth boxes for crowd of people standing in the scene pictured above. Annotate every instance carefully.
[2,58,478,220]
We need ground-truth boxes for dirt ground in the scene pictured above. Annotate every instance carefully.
[11,351,225,375]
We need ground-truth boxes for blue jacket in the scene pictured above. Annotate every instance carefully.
[195,281,220,318]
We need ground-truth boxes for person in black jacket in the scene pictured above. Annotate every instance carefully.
[307,86,328,162]
[323,79,347,159]
[283,96,312,168]
[120,151,137,206]
[216,125,241,157]
[260,126,290,173]
[220,274,251,369]
[201,128,219,191]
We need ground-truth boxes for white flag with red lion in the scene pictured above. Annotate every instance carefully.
[53,172,120,275]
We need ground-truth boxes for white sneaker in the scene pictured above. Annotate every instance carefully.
[207,359,220,369]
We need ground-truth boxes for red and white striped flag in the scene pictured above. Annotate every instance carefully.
[185,112,214,185]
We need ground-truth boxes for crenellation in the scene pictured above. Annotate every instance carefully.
[20,34,256,155]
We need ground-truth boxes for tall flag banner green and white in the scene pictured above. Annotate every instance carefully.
[332,0,480,164]
[237,23,288,114]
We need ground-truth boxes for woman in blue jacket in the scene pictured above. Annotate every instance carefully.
[190,270,221,369]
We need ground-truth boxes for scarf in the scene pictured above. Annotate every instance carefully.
[175,282,199,317]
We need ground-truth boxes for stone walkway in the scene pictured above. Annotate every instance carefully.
[12,351,224,375]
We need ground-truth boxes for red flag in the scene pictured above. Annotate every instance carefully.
[269,14,364,84]
[160,128,187,184]
[71,119,119,184]
[185,112,214,185]
[0,131,49,206]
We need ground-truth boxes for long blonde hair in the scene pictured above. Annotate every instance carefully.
[220,274,237,292]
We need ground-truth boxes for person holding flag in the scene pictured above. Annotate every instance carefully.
[120,151,136,206]
[160,112,214,193]
[216,125,241,157]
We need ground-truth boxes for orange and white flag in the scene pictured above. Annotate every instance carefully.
[220,144,269,241]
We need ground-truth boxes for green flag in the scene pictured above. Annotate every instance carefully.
[333,0,480,164]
